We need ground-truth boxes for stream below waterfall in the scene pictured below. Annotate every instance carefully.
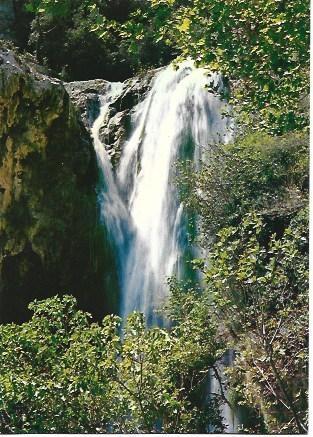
[92,60,238,432]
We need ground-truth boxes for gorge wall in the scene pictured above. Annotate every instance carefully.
[0,47,118,322]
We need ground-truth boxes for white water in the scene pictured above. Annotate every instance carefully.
[92,61,232,322]
[92,60,236,431]
[91,82,128,249]
[209,350,242,433]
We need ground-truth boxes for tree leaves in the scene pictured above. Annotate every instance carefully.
[0,294,224,433]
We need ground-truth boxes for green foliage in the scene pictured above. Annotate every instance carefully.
[25,1,131,81]
[23,0,173,80]
[205,209,308,433]
[177,131,309,243]
[143,0,309,132]
[23,0,309,132]
[0,295,224,433]
[176,127,309,433]
[26,0,72,17]
[12,3,309,434]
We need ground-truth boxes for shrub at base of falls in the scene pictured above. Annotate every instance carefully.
[0,47,119,322]
[179,131,309,433]
[0,294,225,433]
[205,210,308,434]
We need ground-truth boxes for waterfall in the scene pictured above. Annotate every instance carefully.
[92,60,232,323]
[92,60,237,432]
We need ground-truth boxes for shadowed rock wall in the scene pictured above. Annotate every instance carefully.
[0,47,119,322]
[0,0,15,41]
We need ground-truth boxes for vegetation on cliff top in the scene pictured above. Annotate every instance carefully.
[21,0,309,133]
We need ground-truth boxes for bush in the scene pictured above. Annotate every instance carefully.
[22,0,174,81]
[204,209,308,433]
[0,294,224,433]
[177,131,308,243]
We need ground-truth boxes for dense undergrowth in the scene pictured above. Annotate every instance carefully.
[0,0,309,433]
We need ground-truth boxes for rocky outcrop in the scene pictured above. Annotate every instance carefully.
[64,79,111,129]
[65,68,158,167]
[0,47,119,322]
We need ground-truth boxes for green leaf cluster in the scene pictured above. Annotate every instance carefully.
[26,0,72,17]
[0,294,224,433]
[23,0,173,80]
[205,209,308,433]
[24,0,309,132]
[142,0,310,132]
[176,128,308,433]
[177,131,308,243]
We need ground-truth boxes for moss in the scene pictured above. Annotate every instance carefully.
[0,48,119,323]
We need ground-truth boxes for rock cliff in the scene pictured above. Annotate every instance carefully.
[0,47,118,322]
[65,69,158,167]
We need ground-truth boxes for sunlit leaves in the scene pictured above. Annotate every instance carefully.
[0,295,224,433]
[204,208,308,433]
[26,0,72,17]
[175,128,309,433]
[177,18,191,33]
[26,0,309,132]
[139,0,309,132]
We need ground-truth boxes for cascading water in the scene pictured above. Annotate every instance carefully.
[92,60,237,432]
[92,60,232,323]
[92,81,127,247]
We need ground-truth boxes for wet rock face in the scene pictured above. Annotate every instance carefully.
[0,48,119,322]
[0,1,15,41]
[64,80,111,129]
[65,68,158,167]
